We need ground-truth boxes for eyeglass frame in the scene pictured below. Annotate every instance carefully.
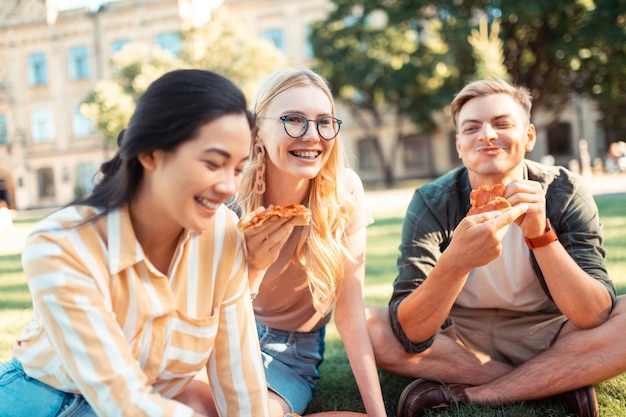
[258,113,343,140]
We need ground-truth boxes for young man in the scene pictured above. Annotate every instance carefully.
[366,79,626,417]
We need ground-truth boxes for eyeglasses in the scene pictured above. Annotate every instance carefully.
[260,113,342,140]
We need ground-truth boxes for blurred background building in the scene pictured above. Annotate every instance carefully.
[0,0,609,209]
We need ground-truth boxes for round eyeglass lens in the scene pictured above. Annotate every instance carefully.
[317,116,340,140]
[283,114,308,137]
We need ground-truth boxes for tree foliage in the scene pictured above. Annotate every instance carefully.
[81,43,183,145]
[181,8,289,100]
[310,1,463,133]
[82,9,288,148]
[574,0,626,144]
[310,0,625,148]
[468,17,508,81]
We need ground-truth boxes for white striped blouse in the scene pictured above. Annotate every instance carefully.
[14,204,269,417]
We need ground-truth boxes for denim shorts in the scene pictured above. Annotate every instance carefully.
[0,357,97,417]
[256,320,326,414]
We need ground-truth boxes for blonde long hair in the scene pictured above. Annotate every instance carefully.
[237,67,354,315]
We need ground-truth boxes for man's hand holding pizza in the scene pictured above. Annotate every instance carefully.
[503,180,548,241]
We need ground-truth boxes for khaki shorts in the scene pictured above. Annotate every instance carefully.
[443,305,568,365]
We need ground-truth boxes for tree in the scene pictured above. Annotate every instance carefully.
[81,43,183,146]
[82,8,288,149]
[310,1,464,185]
[310,0,625,183]
[181,8,289,100]
[467,17,508,81]
[574,0,626,147]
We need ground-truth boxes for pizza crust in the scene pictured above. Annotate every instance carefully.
[237,203,311,231]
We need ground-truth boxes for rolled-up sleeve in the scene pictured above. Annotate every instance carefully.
[387,173,465,354]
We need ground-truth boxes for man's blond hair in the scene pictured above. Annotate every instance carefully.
[451,79,532,130]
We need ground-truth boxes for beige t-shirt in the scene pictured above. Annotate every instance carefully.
[456,223,554,312]
[253,169,373,332]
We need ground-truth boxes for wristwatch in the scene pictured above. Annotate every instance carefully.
[524,219,558,249]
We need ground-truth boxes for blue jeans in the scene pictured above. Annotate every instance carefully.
[256,320,325,414]
[0,357,97,417]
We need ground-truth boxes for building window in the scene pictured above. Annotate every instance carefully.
[0,114,7,145]
[155,32,181,57]
[37,167,55,198]
[547,122,572,156]
[111,38,131,54]
[261,28,285,53]
[357,137,382,171]
[31,108,55,143]
[402,133,432,170]
[27,53,48,86]
[73,104,94,138]
[68,46,91,80]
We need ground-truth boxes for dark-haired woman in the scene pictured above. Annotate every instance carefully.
[0,69,269,417]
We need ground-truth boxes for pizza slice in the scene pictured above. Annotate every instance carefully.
[467,183,511,215]
[237,203,311,232]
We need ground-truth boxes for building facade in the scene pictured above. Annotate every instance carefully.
[0,0,606,209]
[0,0,188,209]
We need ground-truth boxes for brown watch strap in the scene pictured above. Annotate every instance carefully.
[524,219,558,249]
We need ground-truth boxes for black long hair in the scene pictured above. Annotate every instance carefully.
[80,69,253,212]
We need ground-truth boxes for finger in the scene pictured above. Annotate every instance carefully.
[261,219,295,246]
[491,204,528,228]
[243,215,289,238]
[463,211,501,226]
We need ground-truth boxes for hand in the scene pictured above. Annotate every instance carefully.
[448,203,528,270]
[505,180,547,238]
[242,213,297,273]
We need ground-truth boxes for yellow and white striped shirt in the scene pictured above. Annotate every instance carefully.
[14,204,269,417]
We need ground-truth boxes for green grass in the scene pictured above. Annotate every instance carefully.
[1,193,625,416]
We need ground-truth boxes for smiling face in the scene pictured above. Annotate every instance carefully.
[456,93,536,187]
[256,85,336,188]
[140,113,251,233]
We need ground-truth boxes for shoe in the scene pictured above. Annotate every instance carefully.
[397,379,470,417]
[551,386,599,417]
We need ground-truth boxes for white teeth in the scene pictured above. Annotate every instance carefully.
[291,151,319,159]
[196,197,219,210]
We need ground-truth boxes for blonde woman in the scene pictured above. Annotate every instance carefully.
[235,67,386,417]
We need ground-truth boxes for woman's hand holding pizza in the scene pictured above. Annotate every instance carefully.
[243,213,296,271]
[238,204,312,290]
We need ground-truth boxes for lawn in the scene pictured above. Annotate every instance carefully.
[1,193,625,416]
